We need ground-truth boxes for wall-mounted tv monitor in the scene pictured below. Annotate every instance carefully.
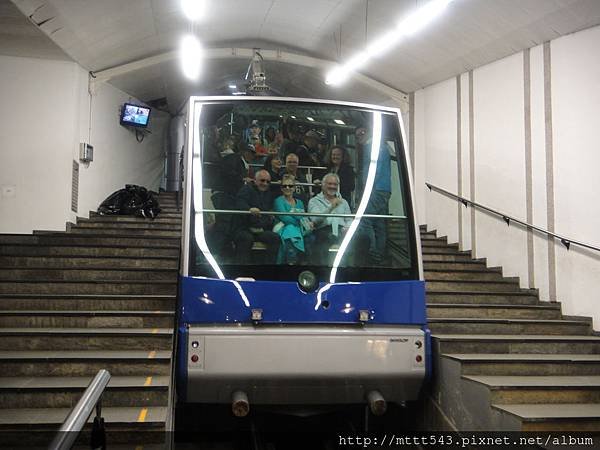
[120,103,151,128]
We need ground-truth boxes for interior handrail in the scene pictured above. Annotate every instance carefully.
[48,369,111,450]
[248,163,328,170]
[426,182,600,253]
[203,161,328,171]
[199,208,406,220]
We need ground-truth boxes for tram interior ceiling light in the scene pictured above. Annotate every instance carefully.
[181,0,205,21]
[325,0,454,86]
[181,35,202,80]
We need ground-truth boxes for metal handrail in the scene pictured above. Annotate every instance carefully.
[426,182,600,253]
[249,163,328,170]
[199,208,406,220]
[48,369,111,450]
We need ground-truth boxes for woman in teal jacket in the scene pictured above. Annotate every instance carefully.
[273,174,313,264]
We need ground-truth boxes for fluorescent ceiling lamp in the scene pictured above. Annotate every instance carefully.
[180,35,202,80]
[399,0,453,35]
[334,119,345,125]
[307,117,315,122]
[232,91,246,96]
[290,115,296,119]
[181,0,205,21]
[325,0,454,86]
[228,84,237,89]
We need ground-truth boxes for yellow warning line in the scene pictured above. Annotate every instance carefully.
[144,376,152,386]
[152,328,159,334]
[147,351,156,359]
[137,408,148,423]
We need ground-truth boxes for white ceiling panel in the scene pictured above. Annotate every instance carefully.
[3,0,600,112]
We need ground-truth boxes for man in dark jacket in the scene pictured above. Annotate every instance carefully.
[295,130,322,167]
[208,142,257,258]
[233,169,280,264]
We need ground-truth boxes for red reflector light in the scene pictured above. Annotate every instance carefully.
[416,355,423,363]
[191,354,199,362]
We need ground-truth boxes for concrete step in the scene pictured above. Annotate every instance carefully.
[75,221,181,231]
[426,280,524,292]
[0,233,180,247]
[0,280,177,295]
[159,208,181,214]
[433,334,600,354]
[67,227,181,237]
[426,291,540,305]
[0,375,169,408]
[419,235,447,243]
[0,405,167,446]
[0,294,176,311]
[0,311,174,328]
[0,350,171,376]
[444,353,600,376]
[92,210,182,219]
[0,328,173,350]
[492,403,600,432]
[463,375,600,405]
[421,247,471,255]
[424,270,510,282]
[84,214,181,224]
[427,303,562,320]
[421,253,483,262]
[429,318,591,335]
[421,240,458,249]
[0,267,178,282]
[0,244,180,258]
[423,260,491,271]
[0,255,179,269]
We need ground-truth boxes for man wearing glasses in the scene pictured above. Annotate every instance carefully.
[308,173,353,265]
[234,170,280,264]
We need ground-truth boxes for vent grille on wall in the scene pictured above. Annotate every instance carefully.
[71,160,79,213]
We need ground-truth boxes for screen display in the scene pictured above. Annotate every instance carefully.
[120,103,151,127]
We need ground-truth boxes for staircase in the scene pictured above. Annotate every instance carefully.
[0,192,181,446]
[421,225,600,432]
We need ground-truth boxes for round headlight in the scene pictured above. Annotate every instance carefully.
[298,270,318,293]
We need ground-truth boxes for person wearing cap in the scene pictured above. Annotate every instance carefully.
[295,130,322,167]
[248,120,268,156]
[218,141,258,195]
[208,141,258,258]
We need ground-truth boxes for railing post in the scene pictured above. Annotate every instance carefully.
[48,370,111,450]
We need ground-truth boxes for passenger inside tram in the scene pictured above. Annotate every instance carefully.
[273,174,313,264]
[321,145,356,208]
[233,169,279,264]
[307,172,363,266]
[280,153,308,205]
[193,102,414,276]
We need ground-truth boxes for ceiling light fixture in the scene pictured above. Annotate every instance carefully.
[228,84,237,89]
[181,0,205,21]
[325,0,454,86]
[334,119,345,125]
[307,117,315,122]
[180,35,202,80]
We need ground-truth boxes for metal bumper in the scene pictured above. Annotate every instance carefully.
[185,325,426,404]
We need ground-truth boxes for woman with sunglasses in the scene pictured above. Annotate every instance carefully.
[273,174,314,264]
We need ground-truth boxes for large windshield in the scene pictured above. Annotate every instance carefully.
[186,99,417,282]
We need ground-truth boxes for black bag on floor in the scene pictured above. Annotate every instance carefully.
[97,184,161,218]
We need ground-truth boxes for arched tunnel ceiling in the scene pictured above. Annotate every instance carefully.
[7,0,600,113]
